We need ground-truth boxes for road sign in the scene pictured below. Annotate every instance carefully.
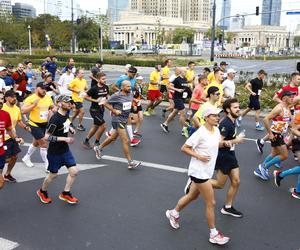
[286,11,300,15]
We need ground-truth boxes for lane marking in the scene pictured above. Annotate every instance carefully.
[0,238,19,250]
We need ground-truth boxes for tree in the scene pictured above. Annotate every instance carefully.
[295,36,300,47]
[226,32,236,43]
[172,28,195,44]
[75,16,98,51]
[204,27,222,40]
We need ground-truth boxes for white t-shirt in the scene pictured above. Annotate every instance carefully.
[169,74,178,83]
[222,79,235,98]
[0,78,6,91]
[58,73,74,96]
[186,125,221,179]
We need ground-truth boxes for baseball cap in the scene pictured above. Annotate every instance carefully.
[125,64,131,70]
[202,107,222,118]
[207,86,220,97]
[44,72,52,78]
[227,68,237,74]
[128,66,137,74]
[36,82,46,89]
[0,66,7,71]
[5,64,14,69]
[220,61,228,66]
[136,75,143,80]
[56,95,73,103]
[96,60,103,65]
[281,90,294,99]
[4,90,16,98]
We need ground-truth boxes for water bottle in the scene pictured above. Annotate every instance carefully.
[238,129,246,138]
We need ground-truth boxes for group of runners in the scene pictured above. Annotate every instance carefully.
[0,57,300,246]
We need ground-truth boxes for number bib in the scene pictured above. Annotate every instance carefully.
[257,89,262,96]
[122,102,132,111]
[182,92,188,99]
[0,134,3,147]
[63,119,71,133]
[39,111,49,120]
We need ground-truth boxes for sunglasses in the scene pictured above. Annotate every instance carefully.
[214,93,220,96]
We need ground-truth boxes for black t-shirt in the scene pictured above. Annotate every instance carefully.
[86,84,109,111]
[133,85,142,99]
[250,77,263,95]
[91,66,101,88]
[173,76,191,99]
[47,112,71,155]
[219,116,236,152]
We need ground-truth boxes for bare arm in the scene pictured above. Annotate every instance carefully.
[245,82,255,95]
[263,105,282,138]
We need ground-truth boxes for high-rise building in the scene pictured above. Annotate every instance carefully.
[220,0,231,30]
[108,0,129,22]
[261,0,282,26]
[0,0,12,16]
[181,0,210,24]
[12,2,36,20]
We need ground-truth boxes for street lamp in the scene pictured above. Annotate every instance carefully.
[28,25,32,55]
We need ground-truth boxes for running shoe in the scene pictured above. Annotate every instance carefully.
[236,117,241,127]
[258,164,270,180]
[22,155,34,168]
[105,131,112,137]
[254,166,268,180]
[255,139,264,154]
[81,140,92,149]
[133,132,142,138]
[291,189,300,200]
[93,146,102,160]
[128,160,141,169]
[255,124,264,131]
[209,231,230,245]
[130,138,141,147]
[59,192,79,204]
[182,127,189,138]
[143,110,151,116]
[165,210,180,229]
[4,174,16,183]
[221,206,243,218]
[294,154,298,161]
[149,108,156,115]
[184,177,192,194]
[161,123,169,133]
[37,189,52,204]
[273,170,283,187]
[77,124,86,131]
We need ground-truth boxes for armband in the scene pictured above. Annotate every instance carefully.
[48,135,58,142]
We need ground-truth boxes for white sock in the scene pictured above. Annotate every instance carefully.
[225,204,231,209]
[210,228,218,237]
[171,209,179,217]
[260,139,265,144]
[26,144,37,158]
[126,125,133,140]
[256,122,260,126]
[40,148,48,165]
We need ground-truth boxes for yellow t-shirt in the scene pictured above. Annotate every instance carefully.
[68,78,87,102]
[194,101,218,125]
[161,66,170,86]
[186,69,195,83]
[2,103,21,140]
[207,71,215,83]
[24,93,53,126]
[149,70,161,91]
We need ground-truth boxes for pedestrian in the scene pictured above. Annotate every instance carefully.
[36,95,79,204]
[165,107,230,245]
[94,80,141,169]
[236,69,267,131]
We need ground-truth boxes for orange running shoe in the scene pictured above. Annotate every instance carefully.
[59,192,79,204]
[36,189,52,204]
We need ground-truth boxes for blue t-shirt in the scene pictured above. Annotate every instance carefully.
[115,75,136,91]
[2,76,14,87]
[45,62,58,80]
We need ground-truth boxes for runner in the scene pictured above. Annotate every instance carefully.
[160,59,172,99]
[57,65,74,96]
[3,64,15,91]
[0,66,8,92]
[254,90,293,180]
[165,107,230,245]
[2,90,27,182]
[144,65,163,116]
[160,67,191,134]
[190,75,208,117]
[274,112,300,199]
[90,60,104,88]
[61,58,76,74]
[94,80,141,169]
[24,60,36,94]
[42,72,60,98]
[12,63,28,103]
[236,69,267,131]
[222,68,237,99]
[45,56,58,81]
[36,95,79,204]
[206,68,224,107]
[21,82,55,171]
[68,69,88,131]
[186,61,196,89]
[202,67,211,78]
[82,72,109,150]
[210,98,244,217]
[207,61,227,83]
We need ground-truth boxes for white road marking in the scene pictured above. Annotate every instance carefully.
[0,238,19,250]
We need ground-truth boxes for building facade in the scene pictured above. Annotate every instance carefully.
[0,0,12,16]
[108,0,129,23]
[220,0,231,30]
[261,0,282,26]
[12,3,36,20]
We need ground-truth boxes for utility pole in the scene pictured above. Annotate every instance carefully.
[210,0,216,62]
[99,9,103,61]
[222,0,226,52]
[28,25,32,55]
[71,0,75,54]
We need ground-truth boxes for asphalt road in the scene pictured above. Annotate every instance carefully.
[1,106,299,250]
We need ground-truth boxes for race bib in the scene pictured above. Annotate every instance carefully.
[257,89,262,96]
[0,134,3,147]
[230,144,235,151]
[63,119,71,133]
[137,100,141,106]
[122,102,132,111]
[182,92,188,99]
[39,111,48,120]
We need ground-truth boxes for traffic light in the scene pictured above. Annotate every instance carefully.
[256,6,259,16]
[76,18,81,24]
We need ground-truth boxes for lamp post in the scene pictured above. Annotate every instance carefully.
[210,0,216,62]
[222,0,226,52]
[28,25,32,55]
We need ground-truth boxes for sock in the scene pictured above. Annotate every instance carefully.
[126,125,133,140]
[163,122,168,126]
[264,156,281,169]
[225,204,231,209]
[260,139,265,144]
[171,209,179,217]
[296,175,300,192]
[62,191,71,195]
[280,166,300,178]
[162,109,166,112]
[26,144,37,157]
[95,139,99,144]
[210,228,218,237]
[133,130,138,134]
[85,138,89,143]
[40,148,48,165]
[263,155,273,165]
[256,122,260,126]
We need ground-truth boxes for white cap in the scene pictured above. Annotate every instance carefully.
[202,107,222,118]
[136,75,143,80]
[125,64,131,70]
[0,66,7,71]
[227,68,237,74]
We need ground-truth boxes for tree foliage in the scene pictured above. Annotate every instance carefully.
[172,28,195,44]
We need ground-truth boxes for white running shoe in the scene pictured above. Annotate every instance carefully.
[165,210,180,229]
[209,231,230,245]
[128,160,141,169]
[22,156,34,168]
[93,146,102,160]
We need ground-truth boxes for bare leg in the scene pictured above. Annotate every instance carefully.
[174,182,200,212]
[64,166,79,192]
[42,172,58,191]
[225,168,240,206]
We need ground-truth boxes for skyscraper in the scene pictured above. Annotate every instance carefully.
[261,0,282,26]
[108,0,129,22]
[12,2,36,20]
[220,0,231,30]
[0,0,12,16]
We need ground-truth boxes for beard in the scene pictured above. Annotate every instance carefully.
[230,111,239,119]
